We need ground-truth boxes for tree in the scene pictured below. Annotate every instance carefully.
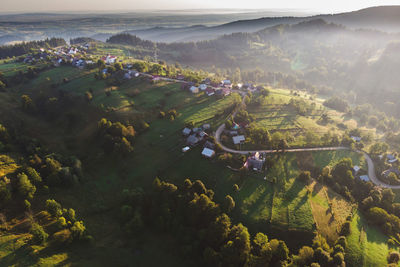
[221,223,251,266]
[30,223,48,244]
[388,251,400,264]
[46,199,62,217]
[233,184,239,192]
[0,181,11,204]
[369,142,389,155]
[57,217,67,229]
[17,173,36,199]
[205,213,231,249]
[71,221,86,240]
[298,171,312,184]
[85,91,93,102]
[25,167,42,185]
[21,94,35,111]
[293,246,314,266]
[333,252,344,265]
[223,195,235,213]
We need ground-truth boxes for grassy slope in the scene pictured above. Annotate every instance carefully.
[0,61,388,266]
[346,212,390,267]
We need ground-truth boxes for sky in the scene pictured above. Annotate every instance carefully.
[1,0,400,13]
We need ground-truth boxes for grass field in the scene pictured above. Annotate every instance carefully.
[244,88,377,147]
[346,212,390,267]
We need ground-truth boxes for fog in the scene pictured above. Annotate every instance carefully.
[2,0,400,13]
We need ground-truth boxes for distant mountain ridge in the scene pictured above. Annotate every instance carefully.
[124,6,400,43]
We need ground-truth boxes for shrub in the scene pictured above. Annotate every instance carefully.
[46,199,62,217]
[30,223,48,244]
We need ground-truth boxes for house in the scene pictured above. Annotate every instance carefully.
[198,131,207,139]
[202,124,211,130]
[102,68,108,74]
[106,56,117,64]
[232,123,240,130]
[353,165,361,174]
[205,88,215,96]
[202,147,215,158]
[387,154,398,163]
[192,127,201,133]
[245,152,265,172]
[187,135,199,146]
[182,146,190,153]
[199,84,207,91]
[124,73,132,79]
[221,88,231,96]
[176,74,185,80]
[351,136,361,142]
[237,83,243,89]
[190,86,199,94]
[182,128,191,136]
[204,141,215,149]
[222,80,232,86]
[228,131,238,136]
[152,75,161,82]
[359,175,369,182]
[233,135,245,145]
[129,70,139,77]
[203,78,211,84]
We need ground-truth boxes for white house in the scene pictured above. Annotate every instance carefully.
[202,148,215,158]
[190,86,199,94]
[182,146,190,153]
[199,84,207,91]
[353,165,360,173]
[233,135,245,145]
[106,56,117,64]
[359,175,369,182]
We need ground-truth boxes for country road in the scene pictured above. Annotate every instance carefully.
[213,94,399,189]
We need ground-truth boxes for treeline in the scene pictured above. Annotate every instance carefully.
[106,33,155,49]
[0,38,66,59]
[70,37,97,44]
[119,177,346,266]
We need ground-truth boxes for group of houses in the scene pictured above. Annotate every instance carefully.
[181,78,233,97]
[181,124,216,158]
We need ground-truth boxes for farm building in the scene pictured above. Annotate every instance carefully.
[202,148,215,158]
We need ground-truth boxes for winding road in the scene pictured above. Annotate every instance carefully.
[214,93,399,189]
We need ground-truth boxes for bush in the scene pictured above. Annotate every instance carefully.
[46,199,62,217]
[71,221,86,240]
[30,223,48,244]
[17,173,36,199]
[340,221,351,236]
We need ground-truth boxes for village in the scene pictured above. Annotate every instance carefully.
[19,44,400,184]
